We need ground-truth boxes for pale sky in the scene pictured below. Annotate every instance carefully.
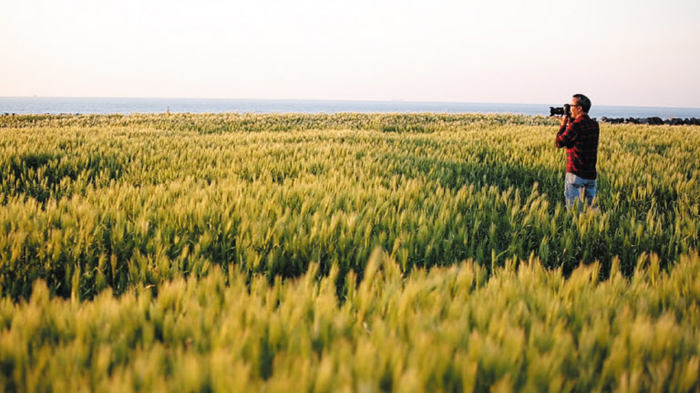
[1,0,699,107]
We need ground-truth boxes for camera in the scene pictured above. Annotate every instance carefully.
[549,104,571,117]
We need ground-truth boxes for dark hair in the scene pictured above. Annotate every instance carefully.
[573,94,591,113]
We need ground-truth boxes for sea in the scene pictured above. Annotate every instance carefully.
[1,97,699,119]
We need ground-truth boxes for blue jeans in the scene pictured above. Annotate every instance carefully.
[565,172,597,210]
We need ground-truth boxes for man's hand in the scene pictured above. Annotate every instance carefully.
[553,115,569,127]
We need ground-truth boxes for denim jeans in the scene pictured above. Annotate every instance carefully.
[565,172,597,210]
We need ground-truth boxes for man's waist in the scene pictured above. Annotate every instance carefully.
[567,168,597,180]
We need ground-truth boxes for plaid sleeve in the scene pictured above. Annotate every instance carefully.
[556,122,578,148]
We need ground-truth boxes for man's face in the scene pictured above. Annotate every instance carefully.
[570,98,583,118]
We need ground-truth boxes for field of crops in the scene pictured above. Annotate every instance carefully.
[1,113,699,391]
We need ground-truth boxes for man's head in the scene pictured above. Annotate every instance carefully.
[571,94,591,118]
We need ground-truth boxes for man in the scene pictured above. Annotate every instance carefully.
[554,94,600,210]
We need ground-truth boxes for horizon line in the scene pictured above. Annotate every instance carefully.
[1,96,699,110]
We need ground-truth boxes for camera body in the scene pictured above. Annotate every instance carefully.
[549,104,571,117]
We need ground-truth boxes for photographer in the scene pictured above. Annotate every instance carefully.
[553,94,600,210]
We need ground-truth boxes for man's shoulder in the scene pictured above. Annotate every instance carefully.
[575,115,599,129]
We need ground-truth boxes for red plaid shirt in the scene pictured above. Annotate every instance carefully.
[556,114,600,180]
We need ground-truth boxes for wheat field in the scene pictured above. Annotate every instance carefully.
[1,113,699,391]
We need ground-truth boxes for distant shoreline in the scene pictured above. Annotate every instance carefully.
[1,97,699,119]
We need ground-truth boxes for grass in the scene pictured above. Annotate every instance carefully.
[0,112,699,391]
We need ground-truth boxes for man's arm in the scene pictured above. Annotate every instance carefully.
[555,120,578,148]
